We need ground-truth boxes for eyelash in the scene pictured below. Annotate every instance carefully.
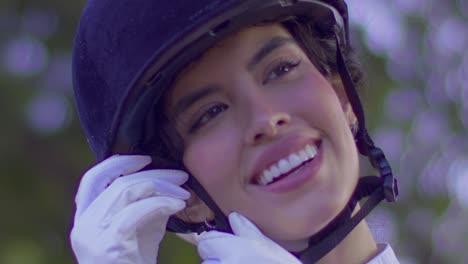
[187,58,301,133]
[188,103,228,133]
[263,58,301,84]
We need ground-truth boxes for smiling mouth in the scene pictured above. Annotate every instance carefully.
[253,140,322,186]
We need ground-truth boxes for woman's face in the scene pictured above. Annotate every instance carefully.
[167,24,359,245]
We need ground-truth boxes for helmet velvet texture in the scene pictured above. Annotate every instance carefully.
[73,0,241,160]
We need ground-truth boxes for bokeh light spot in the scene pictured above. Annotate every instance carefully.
[385,88,423,122]
[447,158,468,207]
[3,36,48,77]
[433,17,468,57]
[25,92,70,135]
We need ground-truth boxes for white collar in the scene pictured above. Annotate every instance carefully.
[366,243,399,264]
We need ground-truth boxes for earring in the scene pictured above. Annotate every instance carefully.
[351,122,359,138]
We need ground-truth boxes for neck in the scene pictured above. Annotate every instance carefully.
[315,219,378,264]
[280,205,379,264]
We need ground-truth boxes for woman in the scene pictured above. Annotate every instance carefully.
[70,0,399,263]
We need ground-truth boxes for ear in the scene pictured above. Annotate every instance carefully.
[175,188,214,224]
[331,76,357,127]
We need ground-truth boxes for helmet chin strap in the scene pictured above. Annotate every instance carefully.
[166,173,233,234]
[295,176,386,263]
[291,34,398,263]
[167,31,398,264]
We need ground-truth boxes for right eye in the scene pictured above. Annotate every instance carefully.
[189,103,228,133]
[263,58,301,85]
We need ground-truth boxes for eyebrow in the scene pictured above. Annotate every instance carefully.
[171,36,296,119]
[247,36,296,71]
[171,84,220,120]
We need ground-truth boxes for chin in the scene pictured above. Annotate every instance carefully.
[259,202,340,246]
[293,190,354,240]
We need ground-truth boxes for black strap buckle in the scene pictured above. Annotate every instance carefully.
[368,147,398,202]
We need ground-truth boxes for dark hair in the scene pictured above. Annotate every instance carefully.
[282,18,365,92]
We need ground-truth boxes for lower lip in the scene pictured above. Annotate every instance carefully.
[257,144,323,193]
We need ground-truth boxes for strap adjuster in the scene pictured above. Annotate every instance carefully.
[368,147,398,202]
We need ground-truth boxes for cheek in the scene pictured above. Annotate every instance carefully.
[285,73,345,124]
[183,129,240,190]
[287,72,359,175]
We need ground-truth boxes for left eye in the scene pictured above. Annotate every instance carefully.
[189,103,228,133]
[264,60,301,84]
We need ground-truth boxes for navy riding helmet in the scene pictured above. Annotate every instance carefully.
[72,0,398,262]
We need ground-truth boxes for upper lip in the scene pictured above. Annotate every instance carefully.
[248,133,321,184]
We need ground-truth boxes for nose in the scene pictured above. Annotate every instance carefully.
[245,110,291,145]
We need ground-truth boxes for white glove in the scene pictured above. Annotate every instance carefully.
[197,212,302,264]
[70,155,190,264]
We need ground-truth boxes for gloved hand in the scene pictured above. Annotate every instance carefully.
[70,155,190,264]
[198,212,302,264]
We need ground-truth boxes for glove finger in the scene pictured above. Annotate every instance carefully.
[228,212,265,240]
[109,196,186,237]
[198,231,241,260]
[110,172,190,200]
[75,155,151,218]
[75,168,188,224]
[70,196,184,263]
[132,169,189,185]
[81,178,189,225]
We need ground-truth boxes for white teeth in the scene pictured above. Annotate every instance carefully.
[257,143,319,186]
[259,175,268,186]
[305,144,317,158]
[278,159,291,174]
[289,153,301,168]
[270,165,280,178]
[260,169,273,186]
[299,150,308,162]
[265,169,273,181]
